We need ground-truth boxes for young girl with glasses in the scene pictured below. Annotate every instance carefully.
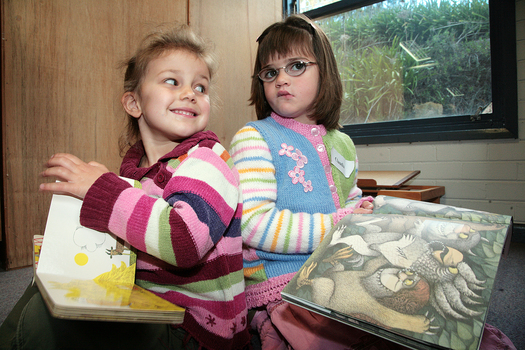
[230,14,516,350]
[5,24,250,350]
[229,14,377,349]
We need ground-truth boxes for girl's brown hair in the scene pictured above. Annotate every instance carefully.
[249,14,343,130]
[118,24,218,153]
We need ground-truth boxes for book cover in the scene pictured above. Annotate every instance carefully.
[281,195,512,350]
[36,192,184,324]
[32,234,44,283]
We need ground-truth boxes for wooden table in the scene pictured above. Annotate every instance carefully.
[357,170,445,203]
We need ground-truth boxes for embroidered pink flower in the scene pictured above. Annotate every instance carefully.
[279,143,294,157]
[279,144,313,191]
[303,180,313,192]
[291,149,308,168]
[288,166,305,184]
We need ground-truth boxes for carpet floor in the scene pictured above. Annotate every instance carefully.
[1,243,524,349]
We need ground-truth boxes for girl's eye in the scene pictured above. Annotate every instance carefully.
[165,78,178,86]
[195,85,206,93]
[289,61,306,71]
[263,69,277,79]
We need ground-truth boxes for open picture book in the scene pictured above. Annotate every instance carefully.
[281,195,513,350]
[35,191,185,324]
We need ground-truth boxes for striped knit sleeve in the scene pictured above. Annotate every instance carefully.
[230,126,335,255]
[81,143,240,268]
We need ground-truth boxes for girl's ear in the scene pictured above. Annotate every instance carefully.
[121,92,142,118]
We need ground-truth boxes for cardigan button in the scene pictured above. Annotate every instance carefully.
[157,173,165,183]
[324,165,331,173]
[311,127,319,137]
[316,144,325,152]
[329,185,337,192]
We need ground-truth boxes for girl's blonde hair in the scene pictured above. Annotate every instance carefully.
[249,15,343,130]
[119,24,218,153]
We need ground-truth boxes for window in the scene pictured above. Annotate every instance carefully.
[284,0,517,144]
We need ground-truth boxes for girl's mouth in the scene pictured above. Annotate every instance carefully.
[277,90,292,97]
[171,109,197,117]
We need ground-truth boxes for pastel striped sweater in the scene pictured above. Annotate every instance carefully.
[79,131,250,350]
[229,113,367,309]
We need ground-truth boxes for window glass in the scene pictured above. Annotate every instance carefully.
[299,0,341,12]
[309,0,491,125]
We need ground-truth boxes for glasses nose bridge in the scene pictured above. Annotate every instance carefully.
[274,65,290,81]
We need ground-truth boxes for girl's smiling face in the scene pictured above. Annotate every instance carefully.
[262,52,319,125]
[128,49,211,146]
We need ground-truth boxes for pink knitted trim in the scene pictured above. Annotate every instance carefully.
[333,208,353,225]
[271,112,327,139]
[333,196,375,224]
[245,272,296,309]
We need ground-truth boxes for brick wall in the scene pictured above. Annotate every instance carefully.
[356,0,525,224]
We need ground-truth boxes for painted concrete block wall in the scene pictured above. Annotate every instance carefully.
[356,0,525,224]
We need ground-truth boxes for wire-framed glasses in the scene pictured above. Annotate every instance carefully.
[258,61,317,82]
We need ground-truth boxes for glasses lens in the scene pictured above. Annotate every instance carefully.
[258,68,278,82]
[286,61,307,76]
[258,62,311,82]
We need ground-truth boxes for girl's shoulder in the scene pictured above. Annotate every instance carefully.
[163,130,221,159]
[326,128,355,145]
[231,124,264,145]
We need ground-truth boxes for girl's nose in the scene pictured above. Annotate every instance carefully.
[180,85,196,102]
[275,69,289,87]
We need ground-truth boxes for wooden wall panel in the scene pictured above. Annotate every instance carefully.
[189,0,281,148]
[1,0,187,269]
[1,0,282,269]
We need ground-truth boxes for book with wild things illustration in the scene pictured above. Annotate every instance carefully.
[36,192,184,324]
[281,195,512,350]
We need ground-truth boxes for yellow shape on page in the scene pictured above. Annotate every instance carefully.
[50,262,181,310]
[49,262,135,307]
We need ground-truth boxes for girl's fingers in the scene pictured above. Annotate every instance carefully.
[39,181,84,200]
[39,180,67,193]
[51,153,83,164]
[40,154,109,199]
[354,208,373,214]
[40,164,73,181]
[45,153,84,172]
[361,201,374,209]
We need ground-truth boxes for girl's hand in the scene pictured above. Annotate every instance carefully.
[361,200,374,210]
[353,200,374,214]
[39,153,109,199]
[353,207,373,214]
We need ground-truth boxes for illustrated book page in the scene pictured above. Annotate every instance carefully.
[282,195,512,350]
[36,191,184,324]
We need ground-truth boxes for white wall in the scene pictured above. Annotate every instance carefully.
[357,0,525,224]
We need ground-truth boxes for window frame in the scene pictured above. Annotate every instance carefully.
[284,0,518,145]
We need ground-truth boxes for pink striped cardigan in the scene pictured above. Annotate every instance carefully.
[80,131,250,350]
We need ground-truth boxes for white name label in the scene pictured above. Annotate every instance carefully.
[331,147,355,178]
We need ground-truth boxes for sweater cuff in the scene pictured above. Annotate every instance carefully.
[80,172,132,232]
[333,208,353,224]
[334,196,375,224]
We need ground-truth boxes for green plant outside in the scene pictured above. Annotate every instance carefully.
[316,0,491,125]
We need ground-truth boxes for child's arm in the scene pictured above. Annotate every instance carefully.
[230,127,336,255]
[80,145,240,268]
[39,153,110,199]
